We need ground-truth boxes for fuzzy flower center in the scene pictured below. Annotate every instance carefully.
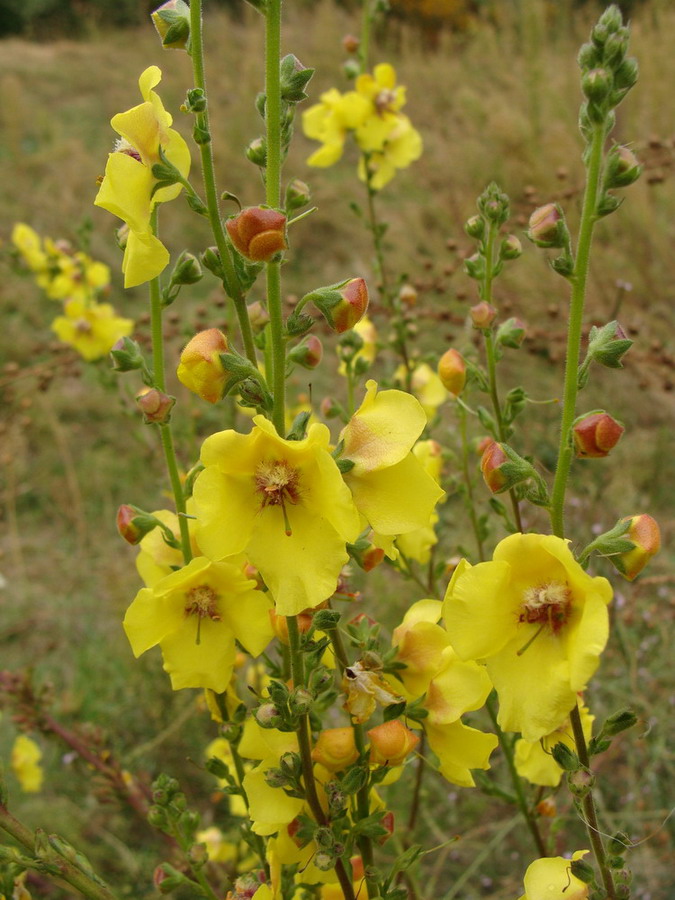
[517,581,571,656]
[113,137,142,163]
[254,459,301,536]
[375,88,397,114]
[184,584,220,620]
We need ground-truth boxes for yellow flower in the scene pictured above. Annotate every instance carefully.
[357,113,423,190]
[443,534,612,742]
[205,737,248,817]
[94,66,191,288]
[515,701,594,787]
[193,416,361,616]
[11,735,44,792]
[338,315,377,377]
[238,719,304,836]
[302,88,371,167]
[517,851,591,900]
[342,660,404,724]
[135,506,199,588]
[51,299,133,361]
[123,556,273,692]
[11,223,47,272]
[339,381,444,536]
[395,440,444,565]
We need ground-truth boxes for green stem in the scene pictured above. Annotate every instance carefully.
[570,705,617,900]
[481,222,523,533]
[189,0,257,366]
[486,695,548,858]
[149,211,192,564]
[264,0,286,435]
[549,124,605,538]
[458,403,486,562]
[286,617,356,900]
[0,804,118,900]
[359,0,374,72]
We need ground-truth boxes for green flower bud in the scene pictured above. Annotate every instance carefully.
[110,336,144,372]
[151,0,191,51]
[464,215,484,240]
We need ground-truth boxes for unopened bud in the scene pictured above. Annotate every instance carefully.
[612,514,660,581]
[110,336,144,372]
[177,328,230,404]
[290,687,314,716]
[605,145,642,189]
[586,320,632,369]
[288,334,323,369]
[342,33,360,54]
[368,720,420,767]
[377,810,395,845]
[246,137,267,168]
[268,608,314,645]
[527,203,567,247]
[200,246,223,279]
[348,538,385,572]
[263,767,289,788]
[312,727,359,772]
[567,767,594,798]
[308,277,369,333]
[536,797,557,818]
[601,708,638,738]
[226,207,287,262]
[470,301,497,329]
[285,178,311,212]
[582,67,612,103]
[464,214,484,240]
[320,396,343,419]
[170,251,202,286]
[116,504,156,545]
[314,851,336,871]
[496,317,526,348]
[187,843,208,866]
[153,864,188,894]
[255,702,284,729]
[152,0,191,50]
[398,283,418,307]
[136,387,175,424]
[570,858,596,885]
[573,411,624,458]
[438,348,466,396]
[551,742,580,772]
[246,300,270,333]
[480,441,533,494]
[500,234,522,261]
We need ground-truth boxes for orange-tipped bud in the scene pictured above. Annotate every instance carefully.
[177,328,229,404]
[480,441,509,492]
[342,33,360,54]
[470,301,497,329]
[269,608,314,645]
[116,505,158,545]
[136,387,175,424]
[289,334,323,369]
[333,279,370,333]
[536,797,557,818]
[312,727,359,771]
[573,412,624,458]
[438,348,466,397]
[225,206,287,262]
[377,811,395,845]
[368,720,420,767]
[348,539,385,572]
[614,514,661,581]
[398,283,418,307]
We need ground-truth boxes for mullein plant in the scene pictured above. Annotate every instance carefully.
[0,4,663,900]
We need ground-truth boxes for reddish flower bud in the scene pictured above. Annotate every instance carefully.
[480,441,509,493]
[310,278,369,334]
[470,301,497,329]
[614,514,661,581]
[398,283,418,307]
[377,810,395,845]
[225,206,287,262]
[573,412,624,458]
[136,387,175,424]
[320,396,342,419]
[438,348,466,397]
[177,328,229,403]
[117,504,143,544]
[342,33,360,54]
[536,797,557,818]
[528,203,567,247]
[289,334,323,369]
[476,436,493,456]
[368,720,420,767]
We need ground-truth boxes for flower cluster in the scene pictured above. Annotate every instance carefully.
[302,63,422,189]
[11,223,133,360]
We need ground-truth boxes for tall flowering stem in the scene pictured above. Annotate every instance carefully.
[264,0,286,436]
[549,124,605,539]
[480,219,523,532]
[189,0,258,367]
[149,210,191,565]
[457,402,485,562]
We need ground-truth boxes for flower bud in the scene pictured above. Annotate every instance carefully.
[605,145,642,189]
[470,301,497,329]
[136,387,175,425]
[368,720,420,767]
[110,336,144,372]
[255,702,284,729]
[377,810,395,845]
[312,727,359,772]
[573,411,624,458]
[496,317,526,349]
[177,328,229,404]
[285,178,311,212]
[582,67,612,103]
[153,864,188,894]
[308,278,369,334]
[170,251,202,286]
[116,504,158,545]
[437,348,466,397]
[290,687,314,716]
[246,300,270,333]
[348,537,385,572]
[586,320,632,369]
[613,514,660,581]
[499,234,522,261]
[268,608,314,645]
[567,767,595,799]
[320,396,343,419]
[480,441,533,494]
[398,283,418,307]
[342,33,360,54]
[536,796,557,818]
[288,335,323,369]
[464,214,484,240]
[152,0,191,50]
[527,203,567,247]
[246,137,267,168]
[226,207,287,262]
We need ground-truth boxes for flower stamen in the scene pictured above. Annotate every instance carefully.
[184,584,221,645]
[255,460,301,537]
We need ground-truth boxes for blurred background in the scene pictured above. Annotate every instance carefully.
[0,1,673,897]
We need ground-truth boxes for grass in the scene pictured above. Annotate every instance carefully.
[0,1,673,898]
